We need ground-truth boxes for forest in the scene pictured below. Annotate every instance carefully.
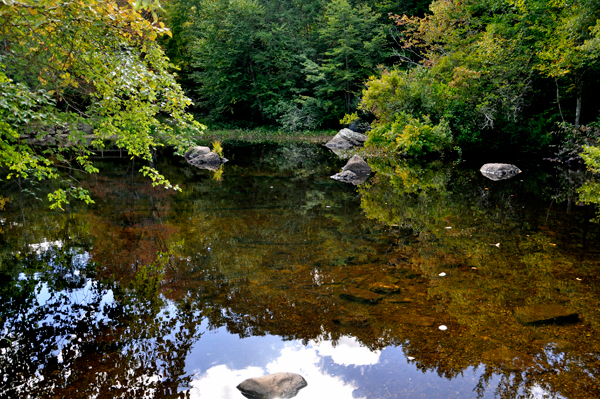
[1,0,600,200]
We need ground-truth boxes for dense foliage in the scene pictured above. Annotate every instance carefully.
[0,0,202,208]
[163,0,431,129]
[359,0,600,153]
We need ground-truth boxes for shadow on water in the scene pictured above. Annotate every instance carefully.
[1,142,600,398]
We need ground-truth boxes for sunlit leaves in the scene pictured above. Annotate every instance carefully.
[0,0,202,208]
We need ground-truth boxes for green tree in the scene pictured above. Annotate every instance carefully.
[0,0,201,208]
[304,0,387,118]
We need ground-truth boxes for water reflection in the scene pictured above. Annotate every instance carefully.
[1,143,600,398]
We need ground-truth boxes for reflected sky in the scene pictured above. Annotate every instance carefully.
[185,321,502,399]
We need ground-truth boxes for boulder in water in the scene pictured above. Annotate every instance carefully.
[331,154,371,185]
[184,146,227,170]
[480,163,521,181]
[325,128,368,150]
[237,372,307,399]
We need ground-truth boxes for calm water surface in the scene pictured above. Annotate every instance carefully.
[1,142,600,398]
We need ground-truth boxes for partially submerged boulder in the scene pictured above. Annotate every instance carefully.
[184,146,227,170]
[237,372,307,399]
[480,163,521,181]
[331,154,371,185]
[342,154,371,173]
[332,155,371,184]
[325,128,368,150]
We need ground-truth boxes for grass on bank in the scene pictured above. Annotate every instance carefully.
[196,127,337,144]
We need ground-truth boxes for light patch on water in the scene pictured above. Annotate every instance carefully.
[188,344,362,399]
[29,240,63,254]
[309,335,380,366]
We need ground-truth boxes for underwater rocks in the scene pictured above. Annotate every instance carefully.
[339,287,383,304]
[331,154,371,185]
[482,348,536,372]
[514,304,579,326]
[237,372,308,399]
[480,163,521,181]
[184,146,227,170]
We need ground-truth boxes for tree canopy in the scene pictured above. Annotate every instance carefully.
[0,0,202,208]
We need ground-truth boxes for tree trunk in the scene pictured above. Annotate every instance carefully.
[575,82,582,128]
[248,59,265,121]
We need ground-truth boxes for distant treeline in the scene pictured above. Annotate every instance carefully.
[164,0,600,152]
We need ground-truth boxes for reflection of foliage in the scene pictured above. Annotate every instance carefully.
[3,144,600,398]
[212,164,224,181]
[0,245,204,399]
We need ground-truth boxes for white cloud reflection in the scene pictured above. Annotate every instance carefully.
[310,335,380,366]
[188,336,373,399]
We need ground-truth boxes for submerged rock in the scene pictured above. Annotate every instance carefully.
[325,128,368,150]
[369,282,401,294]
[514,304,579,326]
[331,154,371,185]
[396,314,436,327]
[184,146,227,170]
[339,287,383,304]
[480,163,521,181]
[237,372,307,399]
[482,348,536,372]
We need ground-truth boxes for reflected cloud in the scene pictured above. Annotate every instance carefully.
[188,341,365,399]
[310,335,381,366]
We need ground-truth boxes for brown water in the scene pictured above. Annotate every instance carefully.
[1,142,599,398]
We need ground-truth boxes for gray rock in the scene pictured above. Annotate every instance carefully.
[237,372,307,399]
[342,154,371,173]
[330,155,371,185]
[514,304,579,326]
[338,128,368,145]
[184,146,227,170]
[480,163,522,181]
[330,170,369,185]
[325,128,368,150]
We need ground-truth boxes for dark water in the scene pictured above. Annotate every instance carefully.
[1,142,600,399]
